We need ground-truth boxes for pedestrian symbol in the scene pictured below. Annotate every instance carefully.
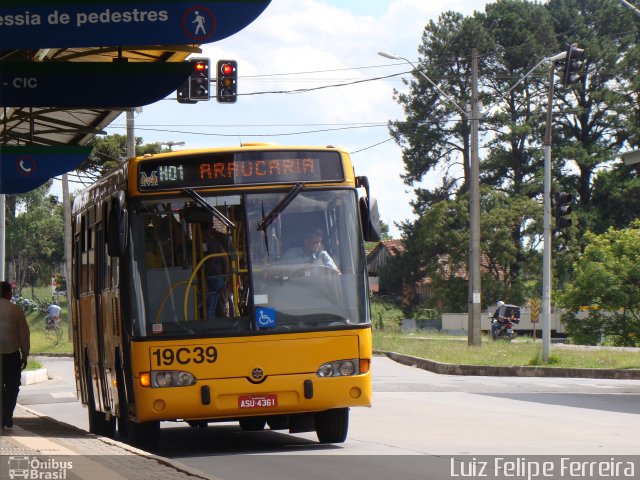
[182,6,217,42]
[193,11,207,35]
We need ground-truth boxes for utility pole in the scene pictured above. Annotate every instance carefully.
[126,109,136,159]
[378,50,482,344]
[62,174,72,340]
[469,49,481,346]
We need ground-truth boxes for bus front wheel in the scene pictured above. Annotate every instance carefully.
[128,420,160,451]
[314,408,349,444]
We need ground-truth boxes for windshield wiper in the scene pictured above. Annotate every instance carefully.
[257,183,304,231]
[183,188,235,229]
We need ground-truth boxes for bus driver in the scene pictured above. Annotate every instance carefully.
[281,228,340,273]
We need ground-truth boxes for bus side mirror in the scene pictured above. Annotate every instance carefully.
[360,196,381,242]
[107,206,128,257]
[356,176,381,242]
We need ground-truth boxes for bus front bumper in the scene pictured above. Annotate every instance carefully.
[132,371,372,422]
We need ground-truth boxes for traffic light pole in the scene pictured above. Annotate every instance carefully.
[541,51,569,362]
[542,60,556,363]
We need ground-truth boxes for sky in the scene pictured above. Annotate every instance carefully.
[63,0,492,238]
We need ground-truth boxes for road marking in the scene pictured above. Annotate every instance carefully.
[51,392,77,398]
[576,383,621,389]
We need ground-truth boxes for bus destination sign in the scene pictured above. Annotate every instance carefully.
[138,151,344,191]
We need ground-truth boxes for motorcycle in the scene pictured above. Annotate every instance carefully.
[45,314,62,341]
[491,304,520,341]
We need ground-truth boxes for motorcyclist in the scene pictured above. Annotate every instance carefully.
[491,301,505,339]
[45,301,62,330]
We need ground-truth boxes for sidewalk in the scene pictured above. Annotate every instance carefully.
[0,405,220,480]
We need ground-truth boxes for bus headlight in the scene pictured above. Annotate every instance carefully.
[147,370,197,388]
[316,359,359,377]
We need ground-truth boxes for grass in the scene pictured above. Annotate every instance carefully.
[26,358,43,371]
[19,288,640,370]
[373,330,640,370]
[23,286,73,355]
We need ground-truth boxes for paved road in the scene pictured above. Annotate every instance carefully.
[19,356,640,479]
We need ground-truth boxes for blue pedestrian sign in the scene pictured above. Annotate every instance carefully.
[0,1,271,50]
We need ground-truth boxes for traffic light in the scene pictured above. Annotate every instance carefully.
[189,58,210,101]
[176,78,195,104]
[176,58,210,103]
[554,191,573,230]
[562,43,585,86]
[216,60,237,103]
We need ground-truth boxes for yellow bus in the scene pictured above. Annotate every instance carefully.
[70,144,380,450]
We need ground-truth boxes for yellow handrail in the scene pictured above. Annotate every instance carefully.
[183,252,230,320]
[153,280,189,324]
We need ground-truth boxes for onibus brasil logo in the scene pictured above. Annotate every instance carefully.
[7,456,72,480]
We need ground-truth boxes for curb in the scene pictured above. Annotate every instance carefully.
[378,351,640,380]
[22,367,48,385]
[16,404,222,480]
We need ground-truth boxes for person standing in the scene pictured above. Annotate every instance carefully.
[202,223,231,318]
[0,281,30,429]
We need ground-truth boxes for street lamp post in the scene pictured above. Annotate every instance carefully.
[378,51,482,345]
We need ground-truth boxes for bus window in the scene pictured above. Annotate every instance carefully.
[248,189,368,331]
[128,190,367,338]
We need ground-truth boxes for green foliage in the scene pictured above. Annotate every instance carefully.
[6,184,64,293]
[559,221,640,346]
[54,273,67,293]
[370,297,404,331]
[23,287,72,354]
[528,352,561,366]
[79,134,166,176]
[386,0,640,316]
[5,135,168,289]
[26,358,43,371]
[561,311,603,346]
[602,312,640,347]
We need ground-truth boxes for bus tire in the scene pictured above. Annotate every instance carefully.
[128,420,160,451]
[315,408,349,444]
[267,415,289,430]
[239,417,267,431]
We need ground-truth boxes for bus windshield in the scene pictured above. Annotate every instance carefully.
[129,188,369,338]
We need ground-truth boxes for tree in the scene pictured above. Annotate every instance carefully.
[385,0,640,311]
[4,135,169,293]
[5,183,64,296]
[548,0,639,218]
[560,221,640,346]
[389,12,491,194]
[79,134,166,176]
[480,0,557,198]
[588,163,640,234]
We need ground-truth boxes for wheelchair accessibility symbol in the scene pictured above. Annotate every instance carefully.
[256,307,276,329]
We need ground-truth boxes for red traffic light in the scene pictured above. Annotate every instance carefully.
[216,60,237,103]
[194,62,207,72]
[221,63,235,75]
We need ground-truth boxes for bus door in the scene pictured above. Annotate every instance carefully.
[94,215,113,413]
